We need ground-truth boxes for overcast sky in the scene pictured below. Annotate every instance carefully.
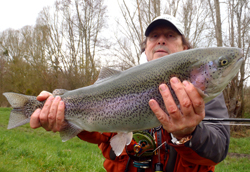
[0,0,57,31]
[0,0,122,32]
[0,0,147,63]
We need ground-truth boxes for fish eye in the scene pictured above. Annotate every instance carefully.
[218,56,230,67]
[220,59,228,66]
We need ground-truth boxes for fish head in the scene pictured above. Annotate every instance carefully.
[189,47,243,103]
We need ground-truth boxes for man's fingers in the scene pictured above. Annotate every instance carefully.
[169,77,194,116]
[183,80,205,115]
[155,78,204,135]
[30,91,66,132]
[39,96,54,130]
[159,83,181,120]
[149,99,169,125]
[55,101,65,132]
[30,109,42,129]
[48,96,61,131]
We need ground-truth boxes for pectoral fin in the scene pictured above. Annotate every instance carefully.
[196,88,208,98]
[110,132,133,156]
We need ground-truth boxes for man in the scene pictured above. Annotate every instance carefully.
[30,14,229,171]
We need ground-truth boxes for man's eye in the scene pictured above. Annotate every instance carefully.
[166,33,177,40]
[168,34,174,38]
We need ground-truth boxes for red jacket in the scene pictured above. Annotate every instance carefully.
[78,93,229,172]
[78,130,217,172]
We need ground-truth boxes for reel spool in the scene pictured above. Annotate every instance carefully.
[126,131,156,162]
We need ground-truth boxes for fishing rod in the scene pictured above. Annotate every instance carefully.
[202,118,250,126]
[203,118,250,122]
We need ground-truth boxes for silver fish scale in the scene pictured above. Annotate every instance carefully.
[25,98,44,117]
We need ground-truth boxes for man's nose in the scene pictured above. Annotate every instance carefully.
[157,35,166,45]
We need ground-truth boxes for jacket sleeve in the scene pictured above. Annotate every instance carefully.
[77,131,129,160]
[77,131,111,144]
[77,131,130,171]
[167,93,230,165]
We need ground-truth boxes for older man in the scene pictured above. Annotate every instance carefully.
[30,14,229,172]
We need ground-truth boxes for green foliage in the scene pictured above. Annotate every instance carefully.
[0,108,105,172]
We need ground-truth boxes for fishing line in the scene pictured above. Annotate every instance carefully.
[153,141,166,153]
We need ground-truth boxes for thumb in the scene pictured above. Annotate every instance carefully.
[37,91,52,101]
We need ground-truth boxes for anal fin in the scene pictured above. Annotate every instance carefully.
[59,122,83,142]
[110,132,133,156]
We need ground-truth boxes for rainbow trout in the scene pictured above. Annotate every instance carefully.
[3,47,243,156]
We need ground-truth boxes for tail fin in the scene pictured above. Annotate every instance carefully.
[3,92,41,129]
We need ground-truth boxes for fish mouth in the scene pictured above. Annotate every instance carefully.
[236,49,244,63]
[235,57,243,68]
[221,55,243,78]
[222,63,241,78]
[237,57,243,63]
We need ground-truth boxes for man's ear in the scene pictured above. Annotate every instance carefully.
[183,45,188,50]
[144,48,150,61]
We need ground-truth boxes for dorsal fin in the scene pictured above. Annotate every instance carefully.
[95,67,121,84]
[52,89,68,96]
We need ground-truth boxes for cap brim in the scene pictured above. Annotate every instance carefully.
[145,19,182,36]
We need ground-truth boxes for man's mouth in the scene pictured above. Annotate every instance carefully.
[153,45,170,55]
[155,50,168,54]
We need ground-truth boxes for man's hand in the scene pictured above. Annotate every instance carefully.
[30,91,67,132]
[149,77,205,140]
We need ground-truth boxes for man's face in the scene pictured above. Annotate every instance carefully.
[145,25,187,61]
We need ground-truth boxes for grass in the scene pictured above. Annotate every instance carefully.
[216,156,250,171]
[0,108,105,172]
[215,137,250,171]
[1,108,250,171]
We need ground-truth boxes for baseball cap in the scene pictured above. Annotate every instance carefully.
[145,14,184,36]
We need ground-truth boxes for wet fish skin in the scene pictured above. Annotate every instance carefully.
[3,47,243,156]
